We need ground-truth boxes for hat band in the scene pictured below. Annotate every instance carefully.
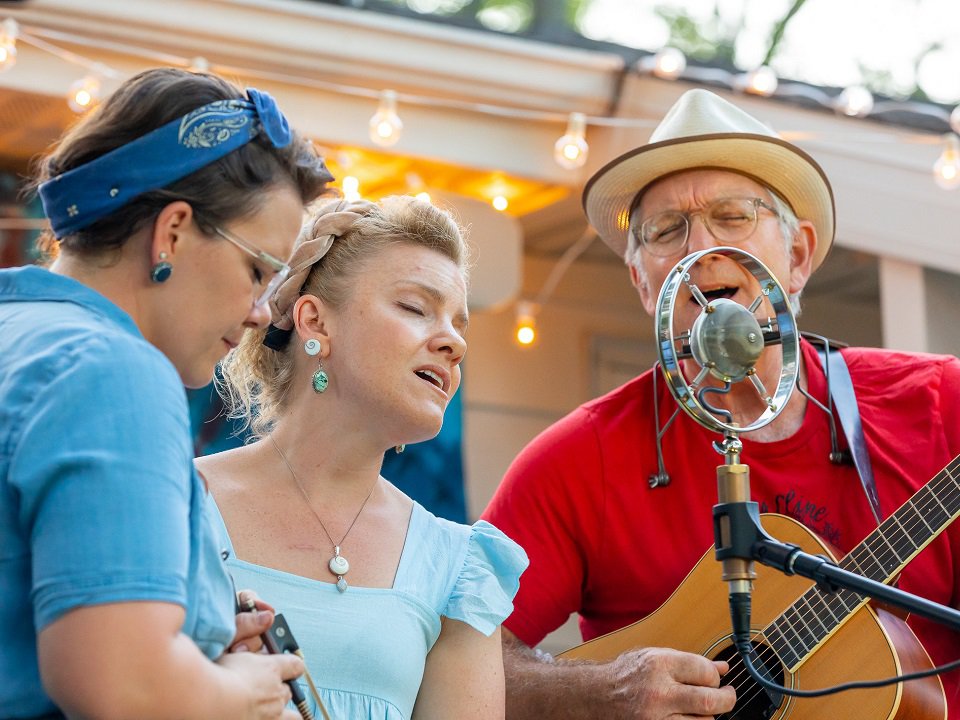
[39,87,293,238]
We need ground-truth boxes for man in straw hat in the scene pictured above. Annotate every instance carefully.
[483,88,960,718]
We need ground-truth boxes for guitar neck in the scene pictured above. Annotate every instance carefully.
[764,455,960,671]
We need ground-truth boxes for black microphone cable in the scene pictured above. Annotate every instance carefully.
[729,594,960,698]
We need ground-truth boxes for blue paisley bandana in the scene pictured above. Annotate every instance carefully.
[39,88,294,238]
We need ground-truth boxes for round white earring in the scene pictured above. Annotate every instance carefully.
[304,338,322,356]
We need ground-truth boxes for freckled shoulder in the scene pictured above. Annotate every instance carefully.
[196,444,261,497]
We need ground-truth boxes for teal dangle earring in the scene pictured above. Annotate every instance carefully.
[304,338,328,393]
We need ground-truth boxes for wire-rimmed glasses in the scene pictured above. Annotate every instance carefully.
[634,196,780,258]
[213,226,291,307]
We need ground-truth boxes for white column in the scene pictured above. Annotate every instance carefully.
[924,268,960,357]
[879,257,928,352]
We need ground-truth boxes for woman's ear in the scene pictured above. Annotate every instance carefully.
[150,200,194,266]
[292,294,331,349]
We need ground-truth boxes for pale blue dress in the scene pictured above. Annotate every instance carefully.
[209,498,527,719]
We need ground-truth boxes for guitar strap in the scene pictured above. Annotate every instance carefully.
[812,340,883,524]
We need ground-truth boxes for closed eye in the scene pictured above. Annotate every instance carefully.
[398,302,425,316]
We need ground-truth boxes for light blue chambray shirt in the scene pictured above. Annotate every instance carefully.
[0,266,236,717]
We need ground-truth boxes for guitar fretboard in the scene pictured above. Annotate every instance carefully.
[764,455,960,671]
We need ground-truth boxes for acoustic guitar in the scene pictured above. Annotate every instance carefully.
[558,455,960,719]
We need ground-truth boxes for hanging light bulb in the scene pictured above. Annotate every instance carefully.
[514,301,538,347]
[636,47,687,80]
[342,175,361,202]
[188,56,210,73]
[492,195,509,212]
[834,85,874,117]
[738,66,779,97]
[415,191,432,203]
[933,134,960,190]
[368,89,403,147]
[68,74,102,114]
[0,18,17,72]
[553,112,589,170]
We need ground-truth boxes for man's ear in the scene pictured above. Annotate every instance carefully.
[293,294,332,352]
[630,263,657,316]
[150,200,195,266]
[788,220,817,295]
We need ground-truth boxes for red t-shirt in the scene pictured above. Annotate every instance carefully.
[483,340,960,715]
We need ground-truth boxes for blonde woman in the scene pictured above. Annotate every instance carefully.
[198,196,527,720]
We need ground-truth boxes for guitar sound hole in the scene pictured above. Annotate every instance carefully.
[714,642,786,720]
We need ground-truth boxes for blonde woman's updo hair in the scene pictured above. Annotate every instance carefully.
[218,194,470,438]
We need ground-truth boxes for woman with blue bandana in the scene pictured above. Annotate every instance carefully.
[0,67,333,719]
[197,196,528,720]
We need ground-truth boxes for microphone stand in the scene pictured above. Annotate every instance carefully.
[713,431,960,655]
[653,246,960,698]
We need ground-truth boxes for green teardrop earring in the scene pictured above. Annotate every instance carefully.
[313,363,329,394]
[304,338,329,394]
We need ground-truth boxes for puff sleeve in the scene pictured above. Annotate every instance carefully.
[443,520,528,636]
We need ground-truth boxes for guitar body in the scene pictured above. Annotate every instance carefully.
[558,514,946,720]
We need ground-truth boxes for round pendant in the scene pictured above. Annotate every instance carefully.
[329,554,350,576]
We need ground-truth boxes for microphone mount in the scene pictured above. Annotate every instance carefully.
[654,247,960,709]
[655,247,799,435]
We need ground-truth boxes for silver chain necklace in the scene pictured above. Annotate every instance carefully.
[270,434,378,593]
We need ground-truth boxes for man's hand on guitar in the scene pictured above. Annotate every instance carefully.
[501,629,735,719]
[606,647,736,719]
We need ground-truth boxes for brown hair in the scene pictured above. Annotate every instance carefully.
[31,67,333,260]
[219,194,470,438]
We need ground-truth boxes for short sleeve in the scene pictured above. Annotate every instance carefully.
[443,520,528,636]
[9,331,194,631]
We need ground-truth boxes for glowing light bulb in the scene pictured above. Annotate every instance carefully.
[342,175,361,202]
[368,90,403,147]
[0,19,18,73]
[515,302,538,347]
[651,47,686,80]
[835,85,874,117]
[415,191,431,203]
[553,112,589,170]
[740,66,778,97]
[68,75,102,114]
[188,56,210,73]
[492,195,508,212]
[933,134,960,190]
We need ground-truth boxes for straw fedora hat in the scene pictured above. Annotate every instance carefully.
[582,88,835,270]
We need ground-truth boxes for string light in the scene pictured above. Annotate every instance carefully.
[834,85,874,117]
[0,16,955,199]
[188,56,210,72]
[933,134,960,190]
[637,47,687,80]
[0,18,17,72]
[369,89,403,147]
[67,74,101,113]
[342,175,361,201]
[514,301,538,346]
[738,66,779,97]
[553,112,589,170]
